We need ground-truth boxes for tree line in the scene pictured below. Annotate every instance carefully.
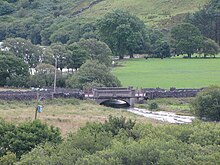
[0,0,220,89]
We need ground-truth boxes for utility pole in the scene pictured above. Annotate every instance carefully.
[34,90,39,120]
[54,57,57,94]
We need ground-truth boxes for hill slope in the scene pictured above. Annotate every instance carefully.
[1,0,210,27]
[79,0,209,27]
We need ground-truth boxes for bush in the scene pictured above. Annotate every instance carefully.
[66,60,121,90]
[149,102,159,110]
[0,152,16,165]
[191,86,220,121]
[0,2,15,16]
[0,119,62,158]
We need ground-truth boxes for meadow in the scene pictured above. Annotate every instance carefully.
[0,99,160,135]
[112,57,220,89]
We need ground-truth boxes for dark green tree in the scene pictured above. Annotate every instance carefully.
[0,1,15,16]
[186,0,220,45]
[66,43,88,71]
[97,10,149,59]
[202,39,219,58]
[0,52,29,86]
[0,119,61,158]
[148,29,171,58]
[78,39,112,67]
[171,23,203,58]
[0,24,7,41]
[66,60,121,90]
[191,86,220,121]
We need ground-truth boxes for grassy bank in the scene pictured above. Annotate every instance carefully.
[113,58,220,88]
[0,99,161,135]
[136,97,192,116]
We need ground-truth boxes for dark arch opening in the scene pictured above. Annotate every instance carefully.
[100,99,130,108]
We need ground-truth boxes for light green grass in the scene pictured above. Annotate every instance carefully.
[81,0,209,26]
[113,58,220,88]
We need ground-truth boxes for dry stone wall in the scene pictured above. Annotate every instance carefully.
[143,88,203,99]
[0,89,84,101]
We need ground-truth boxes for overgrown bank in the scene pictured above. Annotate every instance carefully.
[1,116,219,164]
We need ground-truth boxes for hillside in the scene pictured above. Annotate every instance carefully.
[80,0,210,27]
[1,0,210,27]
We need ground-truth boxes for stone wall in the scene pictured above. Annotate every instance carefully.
[0,90,84,101]
[143,87,203,99]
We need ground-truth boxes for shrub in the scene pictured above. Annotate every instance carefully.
[191,86,220,121]
[149,102,159,110]
[0,119,61,158]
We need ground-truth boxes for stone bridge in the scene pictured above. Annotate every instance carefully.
[92,87,145,107]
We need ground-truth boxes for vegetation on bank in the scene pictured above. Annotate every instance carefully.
[1,116,220,164]
[0,98,159,135]
[136,97,192,116]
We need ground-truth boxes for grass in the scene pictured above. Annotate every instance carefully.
[136,98,192,116]
[0,98,162,136]
[112,57,220,89]
[80,0,209,26]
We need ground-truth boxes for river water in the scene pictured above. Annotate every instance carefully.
[127,108,195,124]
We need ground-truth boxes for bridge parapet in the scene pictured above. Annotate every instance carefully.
[92,87,139,107]
[93,88,135,98]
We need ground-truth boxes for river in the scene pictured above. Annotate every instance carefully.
[127,108,195,124]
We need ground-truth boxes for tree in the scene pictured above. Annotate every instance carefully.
[152,41,171,59]
[0,119,61,158]
[191,86,220,121]
[0,24,7,41]
[66,60,121,90]
[1,38,43,68]
[78,39,112,67]
[0,1,15,16]
[97,10,149,59]
[50,29,69,44]
[0,52,29,86]
[49,43,70,72]
[171,23,203,58]
[66,43,88,71]
[29,63,57,87]
[148,29,171,58]
[186,0,220,45]
[202,39,219,58]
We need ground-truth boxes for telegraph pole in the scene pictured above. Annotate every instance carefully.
[34,90,39,120]
[53,57,57,94]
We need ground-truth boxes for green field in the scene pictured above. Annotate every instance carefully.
[113,58,220,88]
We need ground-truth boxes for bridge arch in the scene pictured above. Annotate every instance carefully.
[100,99,130,108]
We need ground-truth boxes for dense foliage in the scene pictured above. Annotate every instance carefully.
[0,52,29,87]
[97,10,150,59]
[192,86,220,121]
[187,0,220,45]
[171,23,203,58]
[66,60,121,90]
[0,119,61,158]
[17,116,220,165]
